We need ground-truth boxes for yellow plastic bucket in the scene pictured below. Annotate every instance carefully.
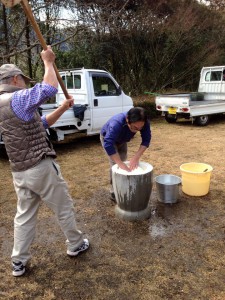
[180,162,213,196]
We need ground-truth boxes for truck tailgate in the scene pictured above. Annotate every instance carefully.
[155,94,190,106]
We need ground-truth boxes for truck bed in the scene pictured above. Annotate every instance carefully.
[155,93,225,121]
[189,99,225,106]
[189,100,225,116]
[156,93,225,107]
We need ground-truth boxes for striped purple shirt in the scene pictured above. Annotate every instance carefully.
[11,82,58,129]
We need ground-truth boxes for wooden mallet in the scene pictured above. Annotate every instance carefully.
[1,0,69,98]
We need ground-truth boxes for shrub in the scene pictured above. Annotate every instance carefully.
[133,96,160,119]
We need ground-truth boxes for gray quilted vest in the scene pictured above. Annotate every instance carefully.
[0,84,56,172]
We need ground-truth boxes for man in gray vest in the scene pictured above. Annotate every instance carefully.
[0,46,89,277]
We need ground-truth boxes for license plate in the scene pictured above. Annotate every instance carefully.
[168,107,177,114]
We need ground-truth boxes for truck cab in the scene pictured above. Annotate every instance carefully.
[198,66,225,99]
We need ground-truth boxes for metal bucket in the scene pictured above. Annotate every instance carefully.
[112,161,153,221]
[155,174,182,204]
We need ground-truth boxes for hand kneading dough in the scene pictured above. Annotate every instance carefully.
[118,166,145,175]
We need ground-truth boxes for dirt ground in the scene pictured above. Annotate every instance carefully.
[1,116,225,300]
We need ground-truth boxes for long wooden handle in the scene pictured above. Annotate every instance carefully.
[21,0,69,98]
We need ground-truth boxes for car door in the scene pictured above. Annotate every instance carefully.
[89,72,124,133]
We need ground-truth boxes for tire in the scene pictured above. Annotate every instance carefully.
[193,115,209,126]
[165,113,177,123]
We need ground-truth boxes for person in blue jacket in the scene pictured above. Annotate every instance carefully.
[100,107,151,201]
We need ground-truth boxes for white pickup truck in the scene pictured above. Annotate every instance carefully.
[155,66,225,126]
[0,68,133,144]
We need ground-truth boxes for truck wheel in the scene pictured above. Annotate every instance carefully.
[194,115,209,126]
[165,113,177,123]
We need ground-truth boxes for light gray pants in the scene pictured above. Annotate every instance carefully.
[100,135,127,186]
[11,157,83,265]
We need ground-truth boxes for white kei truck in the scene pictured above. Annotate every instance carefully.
[155,66,225,126]
[0,68,133,145]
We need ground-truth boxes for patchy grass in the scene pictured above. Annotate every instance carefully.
[1,117,225,299]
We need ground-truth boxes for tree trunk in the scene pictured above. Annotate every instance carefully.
[2,4,10,63]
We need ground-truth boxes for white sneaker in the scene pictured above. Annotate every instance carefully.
[12,261,25,277]
[67,239,89,257]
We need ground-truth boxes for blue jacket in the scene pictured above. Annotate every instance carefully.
[101,112,151,156]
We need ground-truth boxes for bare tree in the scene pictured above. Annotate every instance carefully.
[1,0,225,93]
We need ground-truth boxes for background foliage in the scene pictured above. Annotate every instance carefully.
[0,0,225,95]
